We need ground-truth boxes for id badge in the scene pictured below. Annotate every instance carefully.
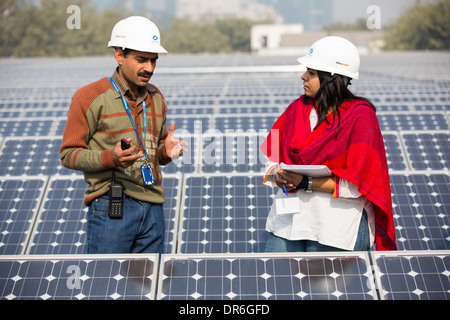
[141,164,155,185]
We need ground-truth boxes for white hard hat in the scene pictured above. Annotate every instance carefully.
[297,36,360,79]
[108,16,167,54]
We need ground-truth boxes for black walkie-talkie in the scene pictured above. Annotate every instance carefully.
[109,170,123,218]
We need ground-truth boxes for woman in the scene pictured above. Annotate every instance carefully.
[261,36,397,252]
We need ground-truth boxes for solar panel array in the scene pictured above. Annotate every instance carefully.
[0,52,449,300]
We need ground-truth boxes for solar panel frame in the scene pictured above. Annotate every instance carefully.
[0,253,159,300]
[157,252,377,300]
[371,250,450,300]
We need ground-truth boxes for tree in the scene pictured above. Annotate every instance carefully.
[0,0,129,57]
[384,0,450,50]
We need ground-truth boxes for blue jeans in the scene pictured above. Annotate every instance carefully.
[265,209,371,252]
[86,194,165,254]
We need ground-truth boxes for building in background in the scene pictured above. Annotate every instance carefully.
[251,24,304,55]
[258,0,333,31]
[251,26,385,56]
[175,0,282,23]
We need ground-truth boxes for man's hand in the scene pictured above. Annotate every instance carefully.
[111,138,144,168]
[165,123,188,159]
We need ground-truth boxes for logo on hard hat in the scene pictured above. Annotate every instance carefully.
[309,48,314,55]
[153,35,158,41]
[336,61,349,67]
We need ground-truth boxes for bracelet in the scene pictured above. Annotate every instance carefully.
[297,176,313,192]
[297,176,309,189]
[305,176,313,193]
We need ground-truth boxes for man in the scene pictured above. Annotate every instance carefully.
[60,16,187,254]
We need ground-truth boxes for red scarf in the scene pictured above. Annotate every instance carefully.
[261,96,397,251]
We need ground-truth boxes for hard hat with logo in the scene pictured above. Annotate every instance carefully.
[297,36,360,79]
[108,16,167,53]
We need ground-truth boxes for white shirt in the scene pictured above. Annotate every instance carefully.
[263,108,375,250]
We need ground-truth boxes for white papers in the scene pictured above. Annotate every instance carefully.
[275,197,301,215]
[280,163,332,177]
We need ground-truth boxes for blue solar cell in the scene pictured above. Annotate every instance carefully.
[0,254,158,300]
[377,113,449,131]
[178,174,276,253]
[167,106,214,115]
[372,251,450,300]
[27,177,88,255]
[0,119,54,137]
[214,115,278,131]
[0,137,77,176]
[160,134,199,174]
[200,132,269,173]
[382,132,408,171]
[158,252,376,300]
[402,132,450,171]
[27,174,182,254]
[390,173,450,250]
[167,116,211,132]
[0,177,47,254]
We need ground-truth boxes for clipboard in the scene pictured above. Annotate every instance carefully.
[280,163,332,177]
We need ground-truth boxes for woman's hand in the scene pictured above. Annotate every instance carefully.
[274,169,304,192]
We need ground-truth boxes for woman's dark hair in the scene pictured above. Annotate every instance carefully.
[305,70,376,135]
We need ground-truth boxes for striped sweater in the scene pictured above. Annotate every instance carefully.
[60,69,171,206]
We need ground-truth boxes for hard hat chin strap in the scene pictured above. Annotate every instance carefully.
[315,73,337,98]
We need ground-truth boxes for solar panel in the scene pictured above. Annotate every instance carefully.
[178,173,276,254]
[157,252,377,300]
[376,104,409,112]
[200,132,269,174]
[0,137,77,176]
[0,254,159,300]
[167,106,214,115]
[1,53,450,301]
[26,176,89,255]
[214,115,278,132]
[0,117,66,137]
[377,112,449,131]
[0,176,47,255]
[371,251,450,300]
[218,106,279,114]
[26,174,182,255]
[401,131,450,171]
[160,134,200,174]
[390,172,450,250]
[167,114,211,132]
[382,132,409,171]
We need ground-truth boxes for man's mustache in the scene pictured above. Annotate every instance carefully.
[138,72,152,78]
